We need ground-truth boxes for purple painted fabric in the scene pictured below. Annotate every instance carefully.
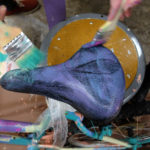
[0,120,32,132]
[0,46,125,121]
[43,0,66,29]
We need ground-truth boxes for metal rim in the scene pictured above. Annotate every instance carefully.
[41,13,145,104]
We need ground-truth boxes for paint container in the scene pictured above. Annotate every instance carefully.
[41,13,145,104]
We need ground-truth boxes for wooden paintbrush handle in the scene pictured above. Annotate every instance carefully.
[111,0,126,24]
[0,21,22,52]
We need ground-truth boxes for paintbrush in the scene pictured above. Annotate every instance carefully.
[83,0,126,48]
[0,21,46,75]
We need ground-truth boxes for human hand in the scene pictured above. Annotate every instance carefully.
[0,5,6,21]
[108,0,142,21]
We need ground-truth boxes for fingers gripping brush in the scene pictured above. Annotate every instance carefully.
[83,0,126,48]
[0,21,46,76]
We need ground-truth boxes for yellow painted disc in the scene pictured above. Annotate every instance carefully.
[47,19,138,89]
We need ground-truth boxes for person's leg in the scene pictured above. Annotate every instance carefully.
[43,0,66,29]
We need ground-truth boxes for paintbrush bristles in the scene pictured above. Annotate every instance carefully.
[95,0,126,43]
[93,30,113,42]
[0,21,46,70]
[16,46,46,69]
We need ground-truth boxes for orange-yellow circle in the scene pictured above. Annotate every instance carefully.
[48,19,138,89]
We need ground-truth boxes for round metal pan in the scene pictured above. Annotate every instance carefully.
[41,13,145,104]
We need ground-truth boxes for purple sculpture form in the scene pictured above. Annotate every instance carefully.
[0,45,125,121]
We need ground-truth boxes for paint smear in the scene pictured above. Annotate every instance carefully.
[137,74,142,84]
[132,89,136,92]
[0,52,8,62]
